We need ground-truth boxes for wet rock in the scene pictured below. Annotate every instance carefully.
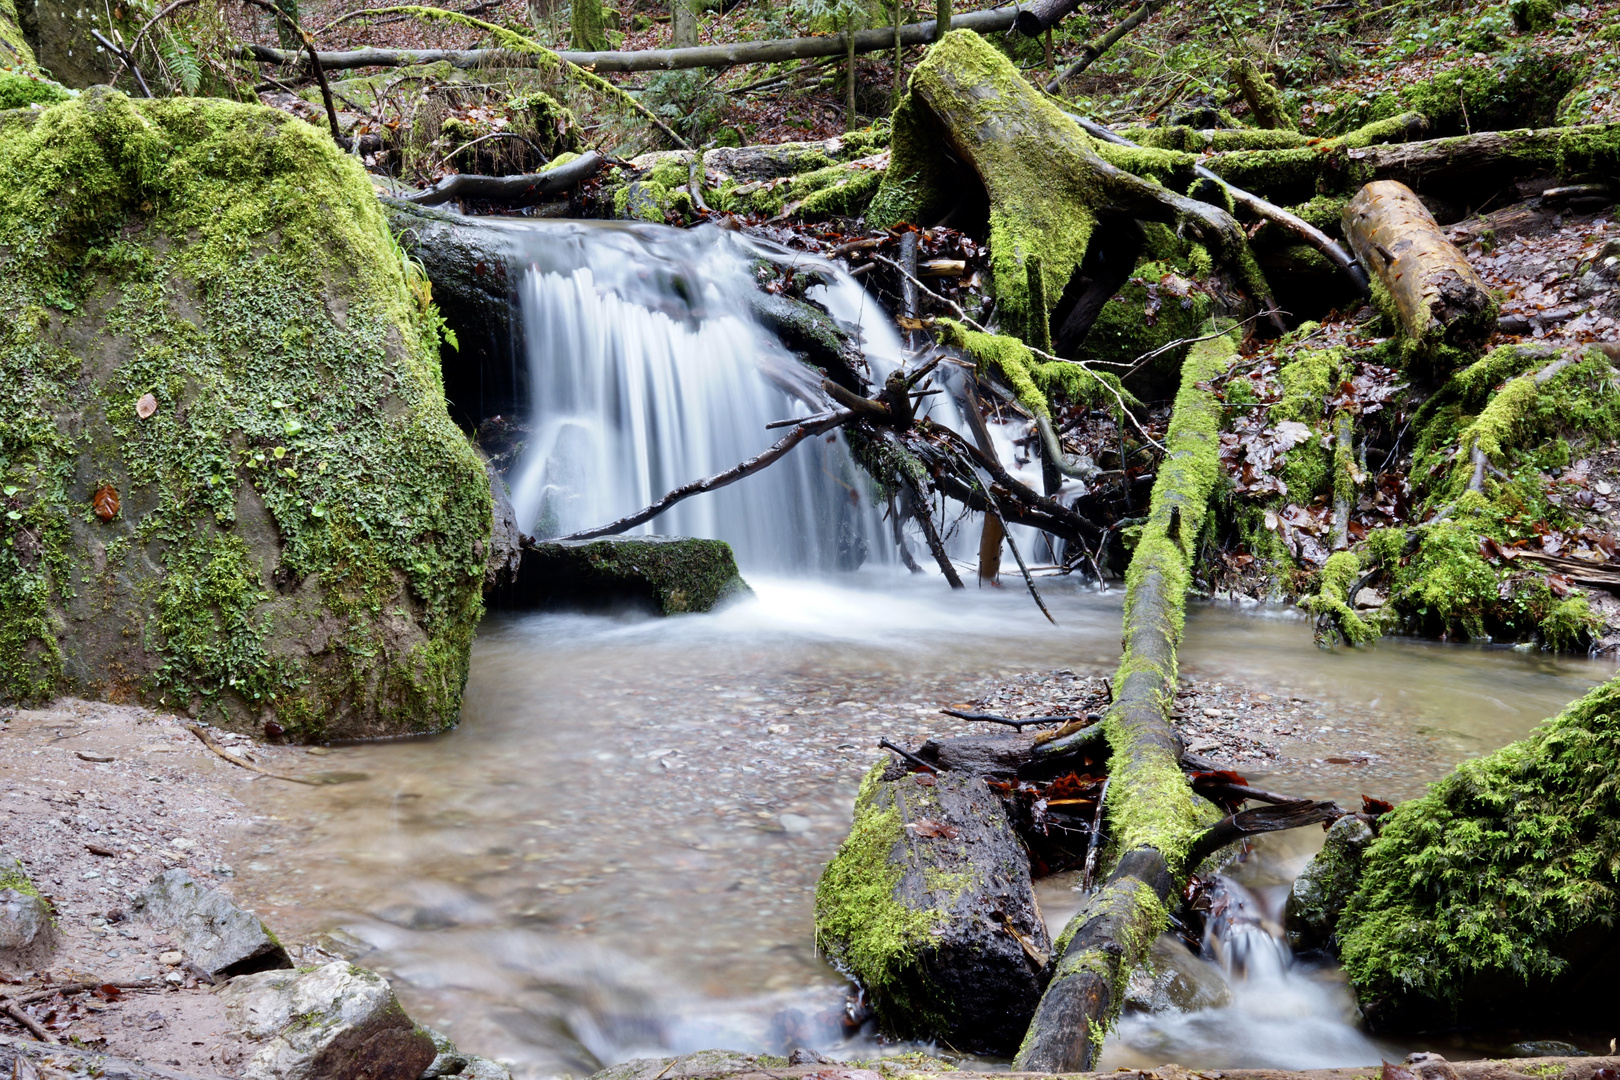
[589,1052,777,1080]
[494,537,752,616]
[814,765,1052,1055]
[1284,815,1375,951]
[420,1027,514,1080]
[1510,1042,1589,1058]
[0,854,55,972]
[132,869,291,977]
[1405,1052,1462,1080]
[1124,934,1234,1013]
[222,960,436,1080]
[483,460,525,594]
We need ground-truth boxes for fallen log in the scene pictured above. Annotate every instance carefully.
[1014,0,1084,37]
[243,5,1017,73]
[1064,112,1369,296]
[1014,326,1240,1073]
[813,767,1053,1055]
[404,150,604,206]
[1343,180,1497,363]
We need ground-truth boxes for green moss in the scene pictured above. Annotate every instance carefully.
[866,96,954,230]
[1339,674,1620,1017]
[814,762,944,1027]
[0,854,45,902]
[0,89,489,736]
[1082,262,1214,397]
[0,0,39,75]
[1312,50,1578,138]
[1302,550,1378,645]
[1539,596,1597,652]
[934,318,1137,419]
[1107,325,1238,867]
[0,70,68,110]
[1229,57,1293,131]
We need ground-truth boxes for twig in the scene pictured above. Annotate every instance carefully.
[185,724,325,786]
[1045,0,1168,94]
[90,29,151,97]
[981,478,1058,624]
[2,1000,56,1043]
[940,708,1079,730]
[878,738,940,773]
[112,0,200,87]
[3,980,160,1007]
[239,0,341,142]
[871,252,1165,454]
[904,474,967,589]
[1080,776,1109,892]
[552,409,857,542]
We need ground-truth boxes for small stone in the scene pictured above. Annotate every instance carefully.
[1354,587,1385,609]
[1598,480,1613,496]
[170,838,195,851]
[136,393,158,419]
[164,970,184,985]
[160,950,183,965]
[306,747,332,756]
[778,813,812,833]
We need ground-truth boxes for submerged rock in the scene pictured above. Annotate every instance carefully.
[0,89,491,740]
[1124,934,1233,1013]
[221,960,436,1080]
[420,1027,514,1080]
[1284,814,1375,952]
[814,763,1052,1055]
[494,537,751,615]
[0,852,54,970]
[132,868,291,977]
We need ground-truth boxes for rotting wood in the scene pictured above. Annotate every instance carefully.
[1015,324,1240,1073]
[404,150,604,206]
[242,5,1017,72]
[1343,180,1497,359]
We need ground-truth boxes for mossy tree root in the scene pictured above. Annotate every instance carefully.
[873,31,1283,347]
[1014,326,1239,1072]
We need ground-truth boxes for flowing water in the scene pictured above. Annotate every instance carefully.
[226,222,1614,1076]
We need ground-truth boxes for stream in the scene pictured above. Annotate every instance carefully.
[225,578,1614,1079]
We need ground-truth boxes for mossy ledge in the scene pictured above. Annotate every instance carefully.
[0,88,491,741]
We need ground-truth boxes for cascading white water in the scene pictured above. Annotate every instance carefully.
[496,219,911,573]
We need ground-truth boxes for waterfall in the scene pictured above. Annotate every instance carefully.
[493,219,926,573]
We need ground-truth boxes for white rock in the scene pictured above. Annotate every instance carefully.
[222,961,436,1080]
[160,949,184,965]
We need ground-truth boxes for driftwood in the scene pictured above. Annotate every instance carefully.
[1343,180,1496,353]
[404,150,604,206]
[243,5,1017,73]
[1016,328,1239,1072]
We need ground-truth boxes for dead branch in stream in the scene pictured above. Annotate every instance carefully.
[405,151,604,206]
[940,709,1082,731]
[551,410,858,542]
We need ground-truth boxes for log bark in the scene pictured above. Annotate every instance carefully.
[814,770,1053,1055]
[1343,180,1497,354]
[1015,328,1239,1073]
[242,5,1017,72]
[404,149,603,206]
[1014,0,1084,37]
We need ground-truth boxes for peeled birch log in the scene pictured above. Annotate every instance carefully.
[814,768,1052,1055]
[1343,180,1497,359]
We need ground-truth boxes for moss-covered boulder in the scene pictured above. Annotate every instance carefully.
[1284,814,1374,952]
[814,763,1052,1055]
[0,88,491,741]
[495,536,750,615]
[1336,675,1620,1030]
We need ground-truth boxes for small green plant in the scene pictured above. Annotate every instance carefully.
[641,70,726,145]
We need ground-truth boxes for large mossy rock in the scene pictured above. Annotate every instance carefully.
[813,764,1052,1055]
[1336,674,1620,1030]
[495,536,750,616]
[0,88,491,741]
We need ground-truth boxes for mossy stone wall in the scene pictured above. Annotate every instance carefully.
[0,89,491,741]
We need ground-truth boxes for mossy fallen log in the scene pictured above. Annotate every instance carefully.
[814,763,1052,1055]
[1014,326,1240,1072]
[1336,674,1620,1029]
[1343,180,1497,371]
